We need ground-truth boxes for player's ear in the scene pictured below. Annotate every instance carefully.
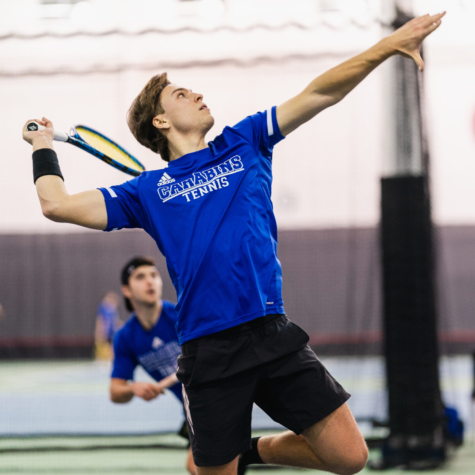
[153,116,171,131]
[121,285,132,299]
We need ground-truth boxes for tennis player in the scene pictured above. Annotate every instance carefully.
[109,256,196,475]
[23,13,444,475]
[95,291,120,360]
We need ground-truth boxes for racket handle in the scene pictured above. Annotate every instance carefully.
[26,121,69,142]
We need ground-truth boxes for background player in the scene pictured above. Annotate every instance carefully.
[109,256,196,475]
[95,291,120,360]
[23,12,445,475]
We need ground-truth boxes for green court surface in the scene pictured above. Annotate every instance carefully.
[1,358,473,474]
[0,445,474,475]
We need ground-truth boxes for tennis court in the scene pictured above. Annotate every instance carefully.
[1,445,475,475]
[3,0,475,473]
[1,356,473,473]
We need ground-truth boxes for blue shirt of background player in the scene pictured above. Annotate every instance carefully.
[111,300,183,402]
[99,107,285,345]
[97,301,119,342]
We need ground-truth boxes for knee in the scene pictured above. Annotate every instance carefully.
[186,451,197,475]
[187,460,196,475]
[334,444,369,475]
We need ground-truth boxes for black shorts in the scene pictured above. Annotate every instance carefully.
[178,420,190,445]
[177,314,350,467]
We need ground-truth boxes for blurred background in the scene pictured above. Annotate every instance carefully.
[1,0,475,473]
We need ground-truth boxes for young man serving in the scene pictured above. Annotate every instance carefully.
[23,13,445,475]
[110,256,196,475]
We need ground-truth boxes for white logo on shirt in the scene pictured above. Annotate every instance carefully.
[157,172,176,186]
[152,336,163,349]
[138,341,181,377]
[157,156,244,203]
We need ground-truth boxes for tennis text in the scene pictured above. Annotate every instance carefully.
[157,156,243,203]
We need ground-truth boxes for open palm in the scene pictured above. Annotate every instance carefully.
[388,12,446,71]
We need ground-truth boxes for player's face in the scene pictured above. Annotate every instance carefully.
[124,265,163,308]
[158,84,215,135]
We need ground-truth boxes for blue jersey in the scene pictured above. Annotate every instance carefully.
[111,300,183,402]
[100,107,286,344]
[97,302,119,341]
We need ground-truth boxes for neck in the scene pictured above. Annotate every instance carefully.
[167,131,208,162]
[134,299,163,330]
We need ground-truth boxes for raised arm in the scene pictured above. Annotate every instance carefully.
[22,117,107,230]
[276,12,445,137]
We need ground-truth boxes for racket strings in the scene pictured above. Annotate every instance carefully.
[75,127,144,173]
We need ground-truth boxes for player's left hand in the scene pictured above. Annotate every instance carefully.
[154,381,169,394]
[131,381,164,401]
[386,12,446,71]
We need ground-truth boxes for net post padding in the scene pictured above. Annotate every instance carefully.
[380,176,445,468]
[376,8,446,469]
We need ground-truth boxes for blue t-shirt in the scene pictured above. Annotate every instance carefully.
[100,107,286,344]
[97,302,119,341]
[111,300,183,402]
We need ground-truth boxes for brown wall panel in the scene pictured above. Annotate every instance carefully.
[1,226,474,357]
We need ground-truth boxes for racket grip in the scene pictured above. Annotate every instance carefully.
[26,121,69,142]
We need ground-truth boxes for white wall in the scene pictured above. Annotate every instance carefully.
[422,4,475,226]
[1,56,385,232]
[1,0,474,233]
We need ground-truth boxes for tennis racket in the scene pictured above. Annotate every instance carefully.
[26,121,145,177]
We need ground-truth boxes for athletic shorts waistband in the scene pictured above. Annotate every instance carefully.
[182,314,285,356]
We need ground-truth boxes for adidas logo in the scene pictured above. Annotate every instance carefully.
[152,337,163,349]
[157,172,175,186]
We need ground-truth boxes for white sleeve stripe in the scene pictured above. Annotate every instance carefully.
[106,187,117,198]
[267,108,274,137]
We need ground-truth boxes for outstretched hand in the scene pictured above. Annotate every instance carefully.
[386,12,446,71]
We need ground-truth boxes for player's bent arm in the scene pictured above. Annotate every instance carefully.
[110,378,135,403]
[36,176,107,230]
[24,118,108,230]
[276,12,445,137]
[156,373,178,391]
[110,378,163,403]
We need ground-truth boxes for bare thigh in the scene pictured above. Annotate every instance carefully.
[195,456,239,475]
[301,403,368,474]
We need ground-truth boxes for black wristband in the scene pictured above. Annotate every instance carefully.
[32,148,64,184]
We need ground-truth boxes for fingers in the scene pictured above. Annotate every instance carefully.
[23,118,51,133]
[427,19,442,34]
[148,386,160,398]
[411,14,429,27]
[412,53,424,72]
[427,11,446,24]
[419,17,443,41]
[153,385,165,396]
[143,389,158,401]
[42,117,54,128]
[411,12,444,32]
[424,12,445,30]
[146,384,162,400]
[414,12,445,26]
[410,12,444,46]
[135,383,166,401]
[419,12,445,33]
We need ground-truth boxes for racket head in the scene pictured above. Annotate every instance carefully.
[71,125,145,177]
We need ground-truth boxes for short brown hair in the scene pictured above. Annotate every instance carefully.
[127,73,171,162]
[121,256,157,312]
